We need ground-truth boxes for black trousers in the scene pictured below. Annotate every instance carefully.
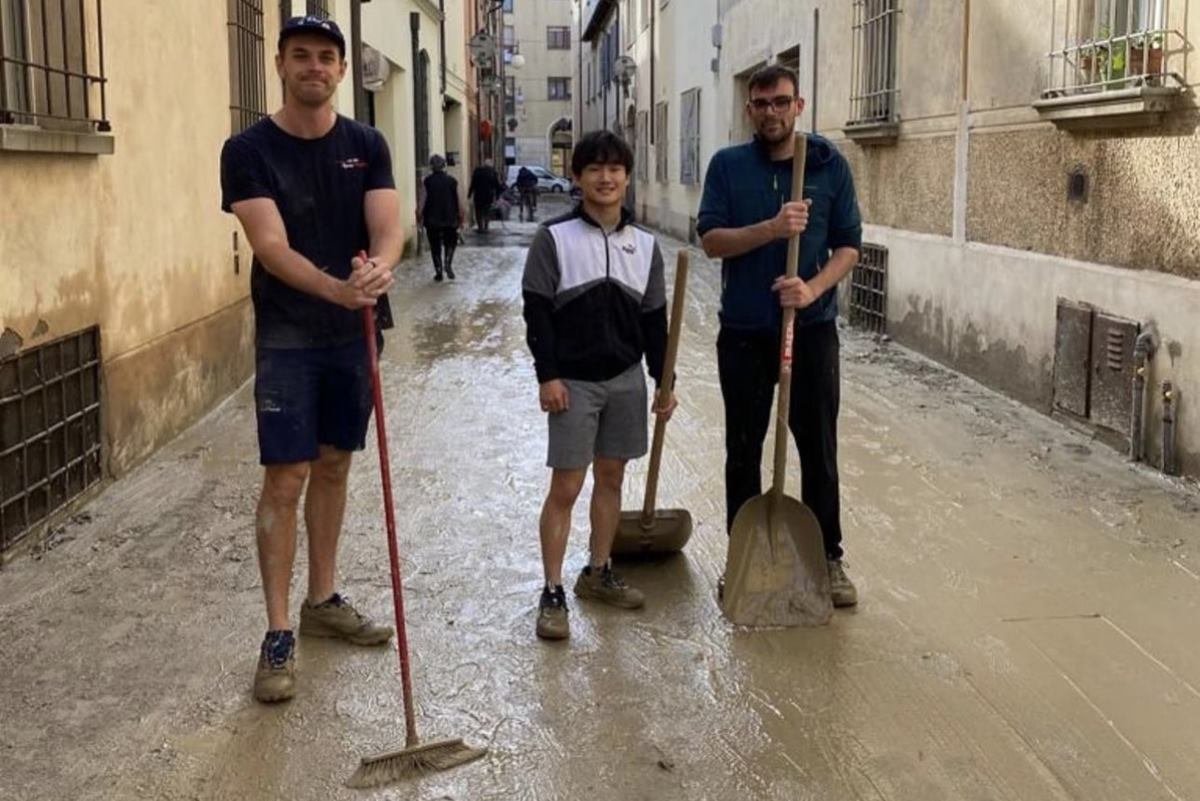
[717,320,843,560]
[425,226,458,273]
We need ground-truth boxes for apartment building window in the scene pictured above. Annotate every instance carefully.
[547,26,570,50]
[635,109,648,182]
[228,0,267,135]
[654,100,667,183]
[0,0,109,132]
[848,0,899,125]
[305,0,329,18]
[1044,0,1171,97]
[548,77,571,101]
[503,0,513,10]
[679,88,700,185]
[505,75,515,115]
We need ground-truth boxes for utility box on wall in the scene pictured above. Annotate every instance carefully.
[1052,300,1140,447]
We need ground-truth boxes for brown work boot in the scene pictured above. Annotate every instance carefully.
[536,585,570,641]
[573,563,645,609]
[828,560,859,608]
[254,630,296,703]
[299,593,394,645]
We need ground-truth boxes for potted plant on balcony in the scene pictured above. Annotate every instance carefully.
[1129,32,1165,77]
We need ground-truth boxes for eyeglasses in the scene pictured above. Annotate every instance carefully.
[747,95,796,113]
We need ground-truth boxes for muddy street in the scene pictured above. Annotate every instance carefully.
[3,207,1200,801]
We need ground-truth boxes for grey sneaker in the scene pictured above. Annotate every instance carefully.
[573,564,645,609]
[254,630,296,703]
[536,585,570,640]
[828,560,858,608]
[299,593,394,645]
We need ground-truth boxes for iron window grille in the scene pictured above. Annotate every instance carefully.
[547,25,570,50]
[848,0,899,125]
[228,0,267,135]
[1,327,102,556]
[1043,0,1178,97]
[548,76,570,101]
[305,0,329,18]
[654,100,667,184]
[679,87,700,186]
[849,244,888,335]
[0,0,109,132]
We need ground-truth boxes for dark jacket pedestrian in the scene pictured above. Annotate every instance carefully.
[468,161,503,232]
[420,154,464,281]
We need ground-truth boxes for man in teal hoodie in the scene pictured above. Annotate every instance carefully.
[697,64,863,607]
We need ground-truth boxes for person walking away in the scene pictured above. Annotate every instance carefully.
[516,165,539,222]
[697,64,863,608]
[468,159,503,233]
[418,154,465,282]
[522,131,677,641]
[220,15,403,703]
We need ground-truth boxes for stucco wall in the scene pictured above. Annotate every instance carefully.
[1,2,284,475]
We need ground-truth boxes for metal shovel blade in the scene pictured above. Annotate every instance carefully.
[612,509,694,556]
[721,494,832,627]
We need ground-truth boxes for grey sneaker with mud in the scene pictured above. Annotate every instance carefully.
[299,593,394,645]
[573,564,644,609]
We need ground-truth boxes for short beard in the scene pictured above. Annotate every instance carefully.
[757,120,794,145]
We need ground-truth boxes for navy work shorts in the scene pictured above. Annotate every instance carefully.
[254,339,373,465]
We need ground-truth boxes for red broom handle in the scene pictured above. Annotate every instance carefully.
[359,253,420,748]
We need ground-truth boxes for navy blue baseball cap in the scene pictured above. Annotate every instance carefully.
[279,16,346,57]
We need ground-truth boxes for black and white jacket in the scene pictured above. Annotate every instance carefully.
[522,205,667,386]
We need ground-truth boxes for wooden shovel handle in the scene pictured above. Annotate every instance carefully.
[772,133,808,503]
[642,249,689,524]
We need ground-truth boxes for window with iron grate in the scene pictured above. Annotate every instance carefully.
[0,327,103,556]
[228,0,267,134]
[0,0,110,132]
[848,0,899,125]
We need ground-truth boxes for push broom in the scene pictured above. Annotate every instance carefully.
[348,255,487,789]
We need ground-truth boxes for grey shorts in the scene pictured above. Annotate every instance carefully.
[547,364,648,470]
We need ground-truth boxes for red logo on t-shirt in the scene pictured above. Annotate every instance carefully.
[338,158,367,170]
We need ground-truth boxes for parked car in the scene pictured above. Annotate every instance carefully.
[506,165,572,193]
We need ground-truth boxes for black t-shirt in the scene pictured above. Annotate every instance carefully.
[220,115,395,348]
[421,171,460,228]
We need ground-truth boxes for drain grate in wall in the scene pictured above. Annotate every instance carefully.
[1,327,103,555]
[849,243,888,334]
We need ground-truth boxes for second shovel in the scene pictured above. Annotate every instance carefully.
[612,249,692,556]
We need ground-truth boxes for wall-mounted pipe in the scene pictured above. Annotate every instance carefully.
[1129,324,1158,462]
[1162,381,1179,476]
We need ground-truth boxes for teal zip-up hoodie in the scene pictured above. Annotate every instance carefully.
[696,134,862,332]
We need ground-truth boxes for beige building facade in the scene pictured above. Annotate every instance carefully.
[506,0,574,172]
[0,0,463,556]
[585,0,1200,479]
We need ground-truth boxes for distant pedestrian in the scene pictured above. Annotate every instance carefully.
[418,154,464,282]
[516,166,539,222]
[219,15,401,704]
[698,63,863,608]
[468,159,504,233]
[522,131,676,641]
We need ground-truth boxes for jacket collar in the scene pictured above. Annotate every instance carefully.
[575,202,633,232]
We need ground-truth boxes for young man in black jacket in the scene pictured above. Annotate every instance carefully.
[698,64,863,607]
[522,131,676,640]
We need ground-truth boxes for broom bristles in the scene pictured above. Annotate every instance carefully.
[346,738,487,789]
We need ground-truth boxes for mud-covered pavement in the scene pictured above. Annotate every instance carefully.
[3,203,1200,801]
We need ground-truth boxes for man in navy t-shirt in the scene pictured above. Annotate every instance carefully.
[220,16,403,703]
